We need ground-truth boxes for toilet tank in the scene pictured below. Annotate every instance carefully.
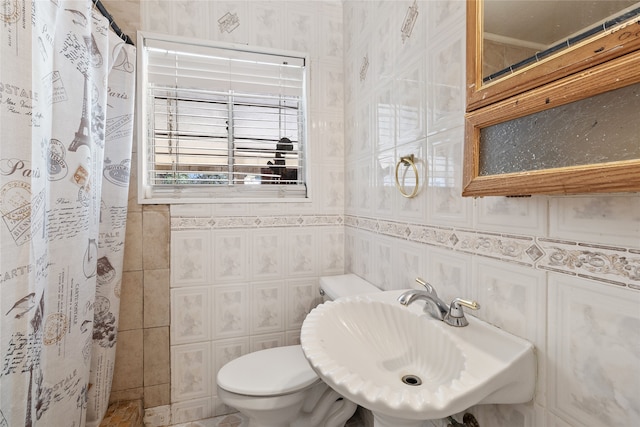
[319,274,380,302]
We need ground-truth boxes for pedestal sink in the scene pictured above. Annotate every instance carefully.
[300,290,536,427]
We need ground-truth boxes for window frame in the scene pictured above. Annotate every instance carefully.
[136,31,311,204]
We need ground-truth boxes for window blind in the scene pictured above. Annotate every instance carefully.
[138,33,308,202]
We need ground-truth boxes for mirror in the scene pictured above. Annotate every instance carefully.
[467,0,640,110]
[464,0,640,197]
[483,1,639,84]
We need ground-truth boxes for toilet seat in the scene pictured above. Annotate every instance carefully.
[217,345,318,397]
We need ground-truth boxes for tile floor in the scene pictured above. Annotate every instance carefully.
[99,400,144,427]
[170,410,366,427]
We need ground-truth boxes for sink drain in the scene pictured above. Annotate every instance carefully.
[401,374,422,386]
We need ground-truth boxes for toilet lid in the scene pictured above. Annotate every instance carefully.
[217,345,319,396]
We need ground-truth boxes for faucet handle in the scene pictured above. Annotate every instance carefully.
[415,277,437,296]
[444,298,480,327]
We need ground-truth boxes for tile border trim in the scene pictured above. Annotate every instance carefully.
[170,214,640,290]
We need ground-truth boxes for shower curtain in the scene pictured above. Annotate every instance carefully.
[0,1,136,426]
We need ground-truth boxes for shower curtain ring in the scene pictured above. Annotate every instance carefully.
[394,154,419,198]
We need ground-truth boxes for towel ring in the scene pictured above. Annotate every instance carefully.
[394,154,419,198]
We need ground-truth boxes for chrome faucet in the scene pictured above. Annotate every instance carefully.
[398,278,480,327]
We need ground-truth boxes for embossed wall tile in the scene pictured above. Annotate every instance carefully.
[426,127,472,227]
[475,258,547,404]
[170,204,213,218]
[353,229,373,282]
[356,97,373,157]
[549,194,640,248]
[319,61,344,112]
[212,397,238,418]
[427,22,465,135]
[171,342,211,402]
[250,230,284,280]
[171,230,212,287]
[286,330,301,346]
[345,160,357,215]
[345,227,356,273]
[426,0,465,37]
[212,230,248,284]
[395,58,425,145]
[140,0,172,33]
[170,397,213,424]
[286,228,318,277]
[546,412,573,427]
[319,165,345,214]
[375,86,396,152]
[476,196,547,235]
[317,114,345,162]
[211,203,248,217]
[250,332,285,353]
[174,0,209,39]
[373,4,395,81]
[318,5,343,61]
[319,226,345,275]
[249,1,284,48]
[392,239,428,291]
[374,148,396,219]
[285,278,319,330]
[212,285,248,339]
[371,236,394,290]
[548,274,640,426]
[171,287,211,345]
[426,246,472,305]
[212,337,250,396]
[474,258,547,337]
[249,203,284,216]
[286,3,318,56]
[250,281,284,334]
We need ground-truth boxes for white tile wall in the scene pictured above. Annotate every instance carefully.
[146,1,346,420]
[547,274,640,426]
[142,1,640,425]
[342,2,640,427]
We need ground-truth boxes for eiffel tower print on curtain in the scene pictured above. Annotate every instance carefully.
[69,34,103,152]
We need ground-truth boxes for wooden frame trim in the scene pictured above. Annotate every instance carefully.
[463,50,640,197]
[466,1,640,112]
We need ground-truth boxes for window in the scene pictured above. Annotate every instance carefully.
[137,32,308,203]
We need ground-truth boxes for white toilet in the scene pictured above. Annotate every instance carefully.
[216,274,380,427]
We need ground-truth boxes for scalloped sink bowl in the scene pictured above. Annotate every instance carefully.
[300,290,535,426]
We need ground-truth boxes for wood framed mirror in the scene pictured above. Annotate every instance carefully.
[464,0,640,197]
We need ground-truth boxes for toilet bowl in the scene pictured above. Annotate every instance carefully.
[216,274,380,427]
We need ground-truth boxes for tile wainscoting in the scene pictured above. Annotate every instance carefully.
[172,213,639,292]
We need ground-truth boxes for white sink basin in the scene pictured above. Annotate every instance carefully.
[300,290,535,425]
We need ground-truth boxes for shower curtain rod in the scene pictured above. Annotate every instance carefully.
[92,0,134,45]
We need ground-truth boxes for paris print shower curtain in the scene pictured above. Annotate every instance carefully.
[0,1,136,425]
